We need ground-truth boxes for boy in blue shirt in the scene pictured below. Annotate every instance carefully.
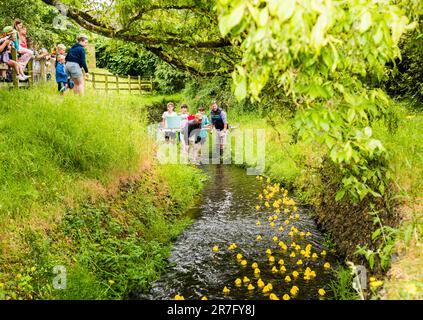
[56,55,68,95]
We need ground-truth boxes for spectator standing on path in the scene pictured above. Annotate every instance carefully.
[65,34,89,95]
[56,55,68,96]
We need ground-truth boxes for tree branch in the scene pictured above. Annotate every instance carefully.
[145,45,232,77]
[41,0,231,48]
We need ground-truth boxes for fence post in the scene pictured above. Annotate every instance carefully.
[138,75,141,94]
[105,73,108,94]
[28,58,34,87]
[128,75,131,94]
[11,47,19,88]
[40,59,46,82]
[116,75,119,94]
[92,73,96,89]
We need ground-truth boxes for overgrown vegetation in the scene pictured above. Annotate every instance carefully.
[0,86,204,299]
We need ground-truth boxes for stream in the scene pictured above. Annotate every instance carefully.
[142,164,338,300]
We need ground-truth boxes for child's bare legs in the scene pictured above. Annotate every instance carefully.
[7,60,24,76]
[72,76,84,95]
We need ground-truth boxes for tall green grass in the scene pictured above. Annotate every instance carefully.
[0,86,148,220]
[0,86,204,300]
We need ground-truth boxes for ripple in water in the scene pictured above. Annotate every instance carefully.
[139,165,337,300]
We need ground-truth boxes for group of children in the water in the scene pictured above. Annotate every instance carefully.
[161,101,228,164]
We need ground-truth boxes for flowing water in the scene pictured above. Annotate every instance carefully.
[143,164,337,300]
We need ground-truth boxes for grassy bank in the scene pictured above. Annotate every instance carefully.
[229,101,422,299]
[0,86,204,299]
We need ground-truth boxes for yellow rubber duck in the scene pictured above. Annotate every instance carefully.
[256,235,262,241]
[223,286,230,294]
[290,286,299,296]
[262,285,271,294]
[284,276,292,282]
[252,262,259,269]
[236,253,243,260]
[280,266,287,273]
[174,294,185,300]
[243,276,250,284]
[269,293,279,300]
[212,246,219,252]
[318,288,326,296]
[247,284,255,290]
[257,279,265,288]
[283,294,290,300]
[271,266,278,273]
[266,248,272,255]
[235,278,242,286]
[324,262,331,269]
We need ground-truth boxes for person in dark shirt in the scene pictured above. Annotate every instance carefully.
[65,34,89,95]
[182,113,204,164]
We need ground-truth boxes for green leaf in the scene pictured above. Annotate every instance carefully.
[371,228,381,241]
[358,11,372,33]
[335,189,345,201]
[369,254,375,269]
[219,3,246,36]
[234,76,247,101]
[268,0,295,22]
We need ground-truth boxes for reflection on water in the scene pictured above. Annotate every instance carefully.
[140,165,337,300]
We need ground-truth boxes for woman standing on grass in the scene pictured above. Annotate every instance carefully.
[65,34,89,95]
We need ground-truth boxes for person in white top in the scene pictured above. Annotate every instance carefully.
[178,104,189,147]
[162,102,177,142]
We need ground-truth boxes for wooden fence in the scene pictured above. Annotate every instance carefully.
[86,71,154,94]
[0,47,53,89]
